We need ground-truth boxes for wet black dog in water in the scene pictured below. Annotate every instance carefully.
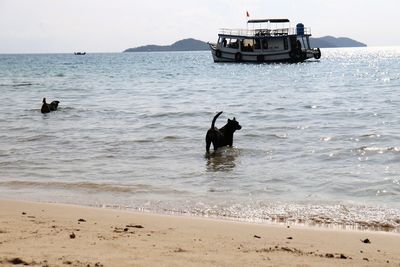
[205,111,242,153]
[41,98,60,113]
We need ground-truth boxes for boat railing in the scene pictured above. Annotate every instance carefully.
[219,27,311,37]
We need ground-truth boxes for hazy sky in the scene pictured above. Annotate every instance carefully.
[0,0,399,53]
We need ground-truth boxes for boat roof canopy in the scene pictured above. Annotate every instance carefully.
[247,19,290,23]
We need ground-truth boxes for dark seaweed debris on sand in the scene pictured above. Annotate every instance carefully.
[7,257,30,265]
[126,224,144,229]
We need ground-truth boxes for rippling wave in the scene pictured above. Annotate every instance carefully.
[0,180,184,194]
[0,48,400,231]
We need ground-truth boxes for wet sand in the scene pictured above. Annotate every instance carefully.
[0,199,399,266]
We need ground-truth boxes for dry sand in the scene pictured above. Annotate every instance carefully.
[0,199,399,267]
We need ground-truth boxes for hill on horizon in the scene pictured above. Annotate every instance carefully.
[124,38,208,52]
[124,36,366,52]
[310,36,366,48]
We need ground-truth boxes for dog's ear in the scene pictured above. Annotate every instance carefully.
[228,119,231,122]
[233,117,236,121]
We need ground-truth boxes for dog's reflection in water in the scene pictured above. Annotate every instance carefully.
[205,147,240,172]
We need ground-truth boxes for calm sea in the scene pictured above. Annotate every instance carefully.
[1,48,400,231]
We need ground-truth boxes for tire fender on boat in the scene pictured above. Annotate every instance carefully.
[215,49,222,58]
[235,52,242,62]
[257,55,264,63]
[314,48,321,59]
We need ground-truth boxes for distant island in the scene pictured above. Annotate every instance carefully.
[124,39,209,52]
[124,37,366,52]
[310,36,367,48]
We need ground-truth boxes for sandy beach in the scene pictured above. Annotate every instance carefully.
[0,199,398,266]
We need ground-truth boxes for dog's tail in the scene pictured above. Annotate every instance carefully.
[211,111,223,128]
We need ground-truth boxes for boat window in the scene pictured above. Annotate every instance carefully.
[262,39,269,50]
[227,39,239,49]
[254,39,261,50]
[290,36,297,50]
[241,39,254,52]
[219,38,227,47]
[265,38,285,51]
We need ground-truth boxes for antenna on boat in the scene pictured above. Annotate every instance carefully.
[246,10,250,30]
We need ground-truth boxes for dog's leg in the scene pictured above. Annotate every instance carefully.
[206,139,211,153]
[212,141,218,151]
[228,137,233,146]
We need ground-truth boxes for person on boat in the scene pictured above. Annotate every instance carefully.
[296,40,302,51]
[240,40,245,51]
[229,40,238,49]
[247,43,253,52]
[262,40,268,50]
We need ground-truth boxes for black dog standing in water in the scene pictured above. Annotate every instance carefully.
[41,98,60,113]
[206,111,242,153]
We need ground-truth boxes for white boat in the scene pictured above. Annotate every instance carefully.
[208,19,321,63]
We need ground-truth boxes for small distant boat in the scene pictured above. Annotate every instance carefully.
[74,52,86,55]
[208,18,321,63]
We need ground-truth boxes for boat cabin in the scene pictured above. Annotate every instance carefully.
[209,19,320,63]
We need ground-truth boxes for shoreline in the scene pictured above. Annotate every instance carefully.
[1,199,399,266]
[2,192,399,233]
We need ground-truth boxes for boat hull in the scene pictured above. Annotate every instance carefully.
[208,43,320,63]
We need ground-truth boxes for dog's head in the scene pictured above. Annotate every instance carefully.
[42,98,47,104]
[52,100,60,106]
[228,117,242,131]
[47,100,60,111]
[50,101,59,108]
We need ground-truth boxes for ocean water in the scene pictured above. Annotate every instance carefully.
[1,47,400,231]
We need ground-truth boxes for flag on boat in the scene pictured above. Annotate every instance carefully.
[246,11,250,17]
